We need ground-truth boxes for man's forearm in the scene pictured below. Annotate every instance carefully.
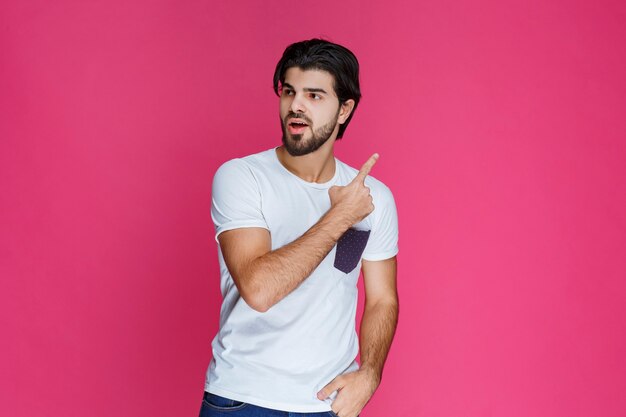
[358,299,399,384]
[244,207,352,312]
[315,297,398,417]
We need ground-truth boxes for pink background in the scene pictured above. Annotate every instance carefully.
[2,1,625,416]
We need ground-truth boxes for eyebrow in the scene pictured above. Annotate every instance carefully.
[282,83,328,95]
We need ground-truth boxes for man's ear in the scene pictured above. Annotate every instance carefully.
[338,99,355,124]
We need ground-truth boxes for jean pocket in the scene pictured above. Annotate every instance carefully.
[333,228,371,274]
[202,392,248,411]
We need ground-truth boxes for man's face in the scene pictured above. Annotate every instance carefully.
[279,67,343,156]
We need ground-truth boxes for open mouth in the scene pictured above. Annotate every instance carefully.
[287,121,309,134]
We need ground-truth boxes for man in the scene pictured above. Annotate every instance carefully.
[200,39,399,417]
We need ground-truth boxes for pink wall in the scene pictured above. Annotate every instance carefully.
[2,1,625,416]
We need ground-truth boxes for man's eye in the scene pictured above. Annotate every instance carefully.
[310,93,321,100]
[283,89,294,96]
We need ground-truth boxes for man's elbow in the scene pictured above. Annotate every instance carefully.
[244,295,271,313]
[236,277,272,313]
[366,296,399,313]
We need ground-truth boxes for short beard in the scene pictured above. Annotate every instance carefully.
[280,110,339,157]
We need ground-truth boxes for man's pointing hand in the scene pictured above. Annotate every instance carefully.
[328,153,379,228]
[352,152,379,185]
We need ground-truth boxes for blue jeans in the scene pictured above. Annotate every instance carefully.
[199,392,341,417]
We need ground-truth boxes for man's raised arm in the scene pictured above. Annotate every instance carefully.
[219,153,379,312]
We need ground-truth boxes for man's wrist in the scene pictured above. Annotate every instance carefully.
[359,363,382,387]
[322,206,354,240]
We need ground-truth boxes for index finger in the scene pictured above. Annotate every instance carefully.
[353,153,379,183]
[317,376,343,400]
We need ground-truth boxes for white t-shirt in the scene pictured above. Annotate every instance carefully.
[205,147,399,412]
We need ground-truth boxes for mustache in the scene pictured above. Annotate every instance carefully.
[284,113,312,125]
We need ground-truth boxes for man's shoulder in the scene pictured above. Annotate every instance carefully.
[218,147,274,167]
[239,147,276,164]
[214,148,276,177]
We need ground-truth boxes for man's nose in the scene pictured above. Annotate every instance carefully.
[289,93,306,114]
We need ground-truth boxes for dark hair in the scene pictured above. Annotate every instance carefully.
[273,39,361,139]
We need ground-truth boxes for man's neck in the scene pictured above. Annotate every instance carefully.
[275,143,336,184]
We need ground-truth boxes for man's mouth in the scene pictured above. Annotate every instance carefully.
[287,119,309,135]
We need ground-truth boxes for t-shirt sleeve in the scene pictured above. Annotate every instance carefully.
[210,158,269,243]
[361,184,399,261]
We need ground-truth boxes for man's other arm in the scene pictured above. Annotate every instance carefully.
[358,256,399,383]
[317,256,398,417]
